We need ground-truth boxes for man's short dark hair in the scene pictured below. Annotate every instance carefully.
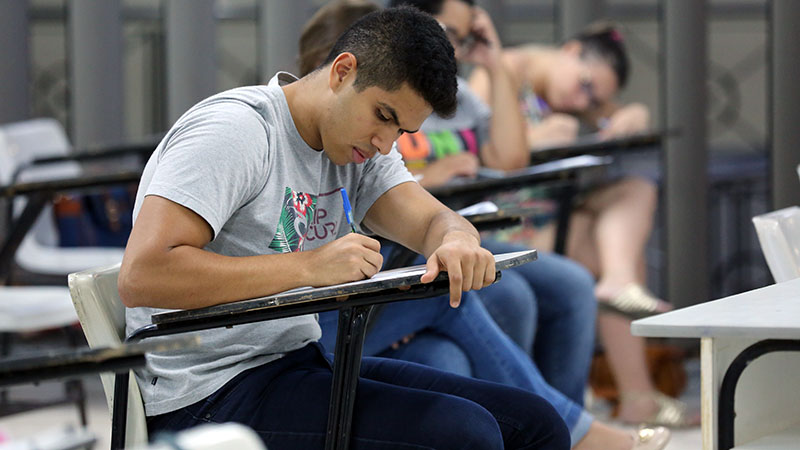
[387,0,475,15]
[322,7,458,117]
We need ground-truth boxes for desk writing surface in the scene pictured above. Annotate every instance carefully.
[153,250,537,325]
[0,171,143,198]
[631,277,800,339]
[429,155,610,199]
[529,130,667,164]
[0,336,198,385]
[30,135,161,165]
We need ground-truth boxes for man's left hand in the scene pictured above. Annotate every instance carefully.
[420,231,496,308]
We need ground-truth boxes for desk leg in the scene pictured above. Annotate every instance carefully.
[702,337,800,450]
[326,305,372,450]
[0,193,48,282]
[553,182,575,255]
[717,339,800,450]
[110,371,129,450]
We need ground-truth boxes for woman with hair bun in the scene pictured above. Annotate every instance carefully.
[470,23,695,428]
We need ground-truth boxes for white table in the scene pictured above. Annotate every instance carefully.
[632,278,800,450]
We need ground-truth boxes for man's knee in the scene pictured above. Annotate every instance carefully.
[517,394,571,450]
[417,396,505,450]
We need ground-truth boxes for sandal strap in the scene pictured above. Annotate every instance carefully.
[620,391,692,428]
[603,284,662,318]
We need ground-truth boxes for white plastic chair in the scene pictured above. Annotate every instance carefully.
[0,129,86,422]
[0,118,125,277]
[134,423,265,450]
[68,263,148,448]
[752,206,800,283]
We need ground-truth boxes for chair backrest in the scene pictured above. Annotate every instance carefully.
[0,119,126,275]
[0,118,81,248]
[68,263,148,447]
[752,206,800,283]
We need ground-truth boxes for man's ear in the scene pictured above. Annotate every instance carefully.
[561,40,583,56]
[328,52,358,92]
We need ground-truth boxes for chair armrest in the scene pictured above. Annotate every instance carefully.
[30,138,159,166]
[0,171,142,199]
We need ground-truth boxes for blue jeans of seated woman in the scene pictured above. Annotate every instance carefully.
[348,241,597,405]
[147,343,570,450]
[318,288,594,446]
[398,244,597,406]
[480,241,598,405]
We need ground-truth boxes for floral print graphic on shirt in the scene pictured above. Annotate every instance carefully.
[268,187,318,253]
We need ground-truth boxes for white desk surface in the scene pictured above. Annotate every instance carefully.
[632,278,800,339]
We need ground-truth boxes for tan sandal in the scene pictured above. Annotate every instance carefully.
[619,391,698,428]
[631,426,671,450]
[598,283,669,320]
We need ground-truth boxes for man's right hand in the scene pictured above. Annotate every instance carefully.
[305,233,383,286]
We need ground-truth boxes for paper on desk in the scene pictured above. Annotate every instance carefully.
[274,252,536,296]
[506,154,611,177]
[457,201,498,216]
[369,265,428,281]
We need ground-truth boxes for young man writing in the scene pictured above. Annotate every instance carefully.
[119,7,568,450]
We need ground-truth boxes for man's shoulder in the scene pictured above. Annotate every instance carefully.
[200,85,276,110]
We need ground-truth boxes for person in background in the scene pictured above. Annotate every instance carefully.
[304,1,671,449]
[469,23,693,427]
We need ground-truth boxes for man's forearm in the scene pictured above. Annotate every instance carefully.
[420,209,481,258]
[119,247,312,310]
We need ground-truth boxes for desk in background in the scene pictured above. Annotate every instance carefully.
[529,130,669,164]
[632,278,800,449]
[430,155,610,254]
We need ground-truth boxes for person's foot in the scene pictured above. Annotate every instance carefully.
[596,283,672,320]
[574,421,670,450]
[617,391,700,427]
[616,390,661,423]
[630,426,670,450]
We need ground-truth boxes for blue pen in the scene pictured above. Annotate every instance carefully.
[340,187,358,233]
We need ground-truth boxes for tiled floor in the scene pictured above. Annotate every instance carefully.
[586,357,703,449]
[0,359,703,449]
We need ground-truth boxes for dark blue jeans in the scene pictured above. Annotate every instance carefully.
[147,343,569,450]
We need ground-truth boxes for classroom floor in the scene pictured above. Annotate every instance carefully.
[0,339,703,449]
[586,357,703,449]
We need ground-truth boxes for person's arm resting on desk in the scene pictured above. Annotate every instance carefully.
[363,181,495,308]
[118,103,386,310]
[120,181,491,310]
[119,196,384,310]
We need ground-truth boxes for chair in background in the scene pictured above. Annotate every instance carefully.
[0,118,126,284]
[135,423,265,450]
[67,262,148,449]
[0,131,87,424]
[752,206,800,283]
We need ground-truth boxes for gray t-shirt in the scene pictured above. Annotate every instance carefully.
[126,72,415,416]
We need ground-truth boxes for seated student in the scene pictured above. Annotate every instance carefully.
[306,2,670,449]
[469,23,693,427]
[305,0,594,403]
[300,0,538,387]
[118,8,570,450]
